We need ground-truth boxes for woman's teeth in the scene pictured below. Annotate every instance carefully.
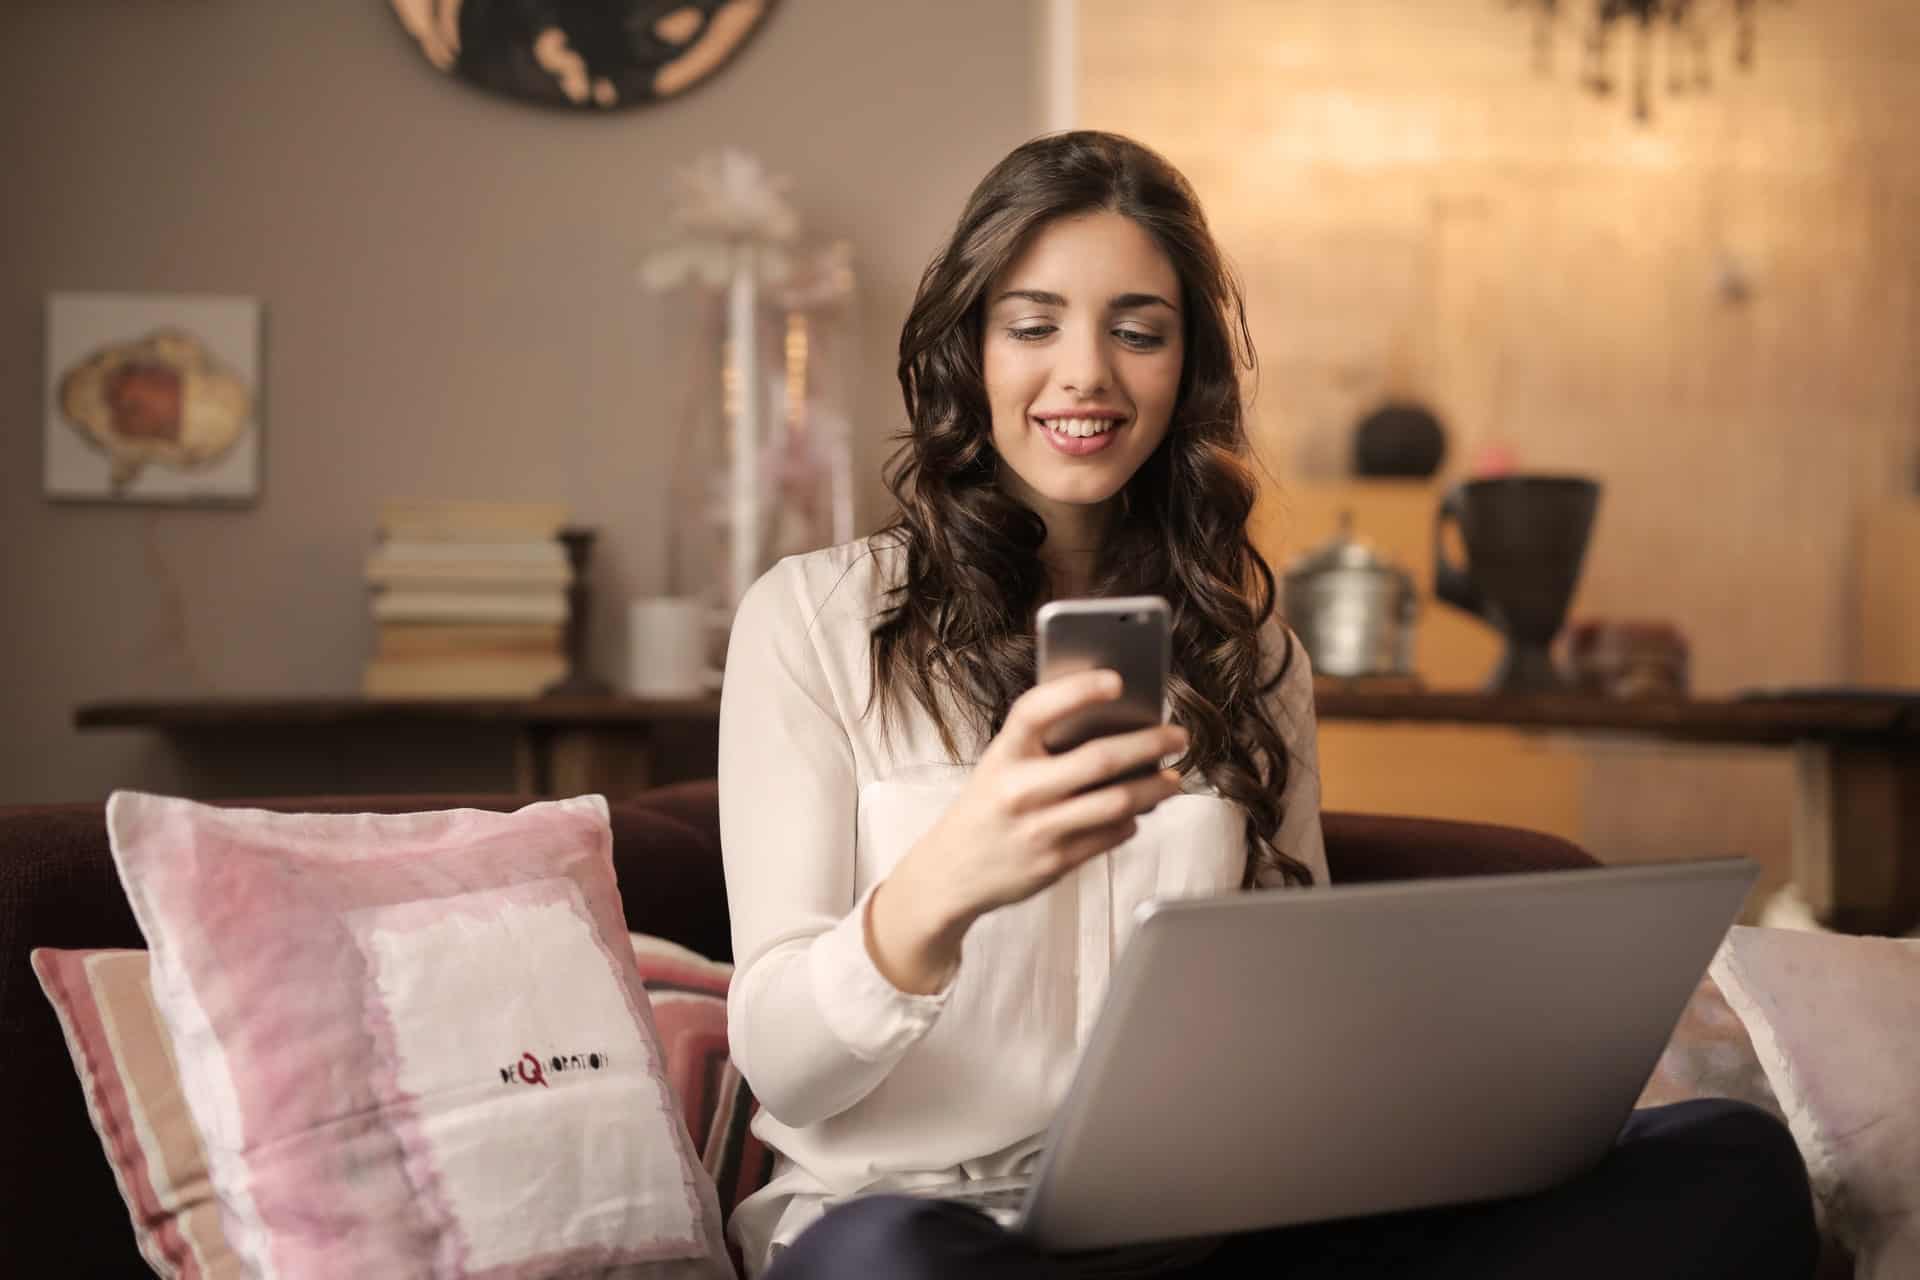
[1043,417,1121,438]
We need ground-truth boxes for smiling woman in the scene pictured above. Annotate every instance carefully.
[713,131,1329,1275]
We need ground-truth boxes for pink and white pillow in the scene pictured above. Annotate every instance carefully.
[33,933,773,1280]
[100,790,730,1279]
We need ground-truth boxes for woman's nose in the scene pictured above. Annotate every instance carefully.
[1056,322,1112,397]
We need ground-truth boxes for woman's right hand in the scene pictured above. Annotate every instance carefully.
[865,669,1188,993]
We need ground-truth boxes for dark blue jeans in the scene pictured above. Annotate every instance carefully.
[762,1099,1818,1280]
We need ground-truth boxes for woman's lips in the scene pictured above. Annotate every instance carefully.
[1034,416,1126,457]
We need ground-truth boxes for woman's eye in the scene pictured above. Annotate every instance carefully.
[1114,329,1166,350]
[1007,325,1056,342]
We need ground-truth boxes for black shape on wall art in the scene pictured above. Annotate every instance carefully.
[391,1,778,111]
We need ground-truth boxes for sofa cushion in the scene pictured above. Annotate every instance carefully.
[102,790,730,1278]
[629,933,736,1151]
[625,933,776,1274]
[1318,811,1596,882]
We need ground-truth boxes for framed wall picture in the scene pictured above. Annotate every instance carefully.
[389,0,778,111]
[44,292,262,506]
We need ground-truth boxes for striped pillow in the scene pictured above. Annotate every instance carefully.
[31,947,240,1280]
[623,935,776,1230]
[33,935,774,1279]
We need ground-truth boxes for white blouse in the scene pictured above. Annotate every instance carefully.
[718,537,1326,1275]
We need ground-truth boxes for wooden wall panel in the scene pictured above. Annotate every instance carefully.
[1079,0,1920,879]
[1318,722,1588,843]
[1081,0,1918,689]
[1857,502,1920,685]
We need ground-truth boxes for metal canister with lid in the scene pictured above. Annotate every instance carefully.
[1281,512,1419,679]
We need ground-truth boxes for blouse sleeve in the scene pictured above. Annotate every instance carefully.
[718,560,952,1128]
[1256,624,1329,889]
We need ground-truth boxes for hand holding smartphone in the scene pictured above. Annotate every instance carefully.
[1035,596,1171,784]
[868,597,1182,988]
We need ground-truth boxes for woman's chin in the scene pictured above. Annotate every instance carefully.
[1028,474,1128,511]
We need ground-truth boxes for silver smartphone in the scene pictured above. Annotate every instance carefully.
[1034,596,1171,780]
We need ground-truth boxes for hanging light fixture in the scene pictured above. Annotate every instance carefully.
[1514,0,1782,122]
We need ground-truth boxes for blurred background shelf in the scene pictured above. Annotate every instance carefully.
[77,682,1918,933]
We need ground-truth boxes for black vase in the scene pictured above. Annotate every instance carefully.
[1353,402,1447,478]
[1433,475,1601,693]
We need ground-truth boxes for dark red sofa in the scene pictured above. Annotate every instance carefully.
[0,782,1596,1275]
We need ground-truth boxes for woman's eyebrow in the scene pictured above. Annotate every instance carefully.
[993,288,1067,307]
[991,288,1178,312]
[1110,292,1177,312]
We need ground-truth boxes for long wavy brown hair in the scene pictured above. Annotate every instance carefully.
[867,130,1312,889]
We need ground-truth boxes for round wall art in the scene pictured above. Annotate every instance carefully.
[390,1,777,111]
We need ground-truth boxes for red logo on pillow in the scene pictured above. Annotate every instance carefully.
[499,1050,609,1086]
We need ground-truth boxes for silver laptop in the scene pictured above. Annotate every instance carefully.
[922,857,1756,1253]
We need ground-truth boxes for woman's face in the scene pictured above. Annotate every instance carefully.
[981,211,1184,526]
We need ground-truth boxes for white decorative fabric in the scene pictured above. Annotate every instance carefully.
[1712,925,1920,1280]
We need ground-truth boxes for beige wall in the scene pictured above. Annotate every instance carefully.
[1079,0,1920,878]
[0,2,1045,804]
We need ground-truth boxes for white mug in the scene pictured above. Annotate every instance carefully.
[626,597,709,698]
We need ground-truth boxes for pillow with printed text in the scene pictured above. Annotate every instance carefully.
[94,790,730,1278]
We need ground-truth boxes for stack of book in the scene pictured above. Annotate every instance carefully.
[362,500,573,697]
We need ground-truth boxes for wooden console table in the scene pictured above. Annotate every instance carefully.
[74,694,725,800]
[1314,686,1919,936]
[76,688,1919,934]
